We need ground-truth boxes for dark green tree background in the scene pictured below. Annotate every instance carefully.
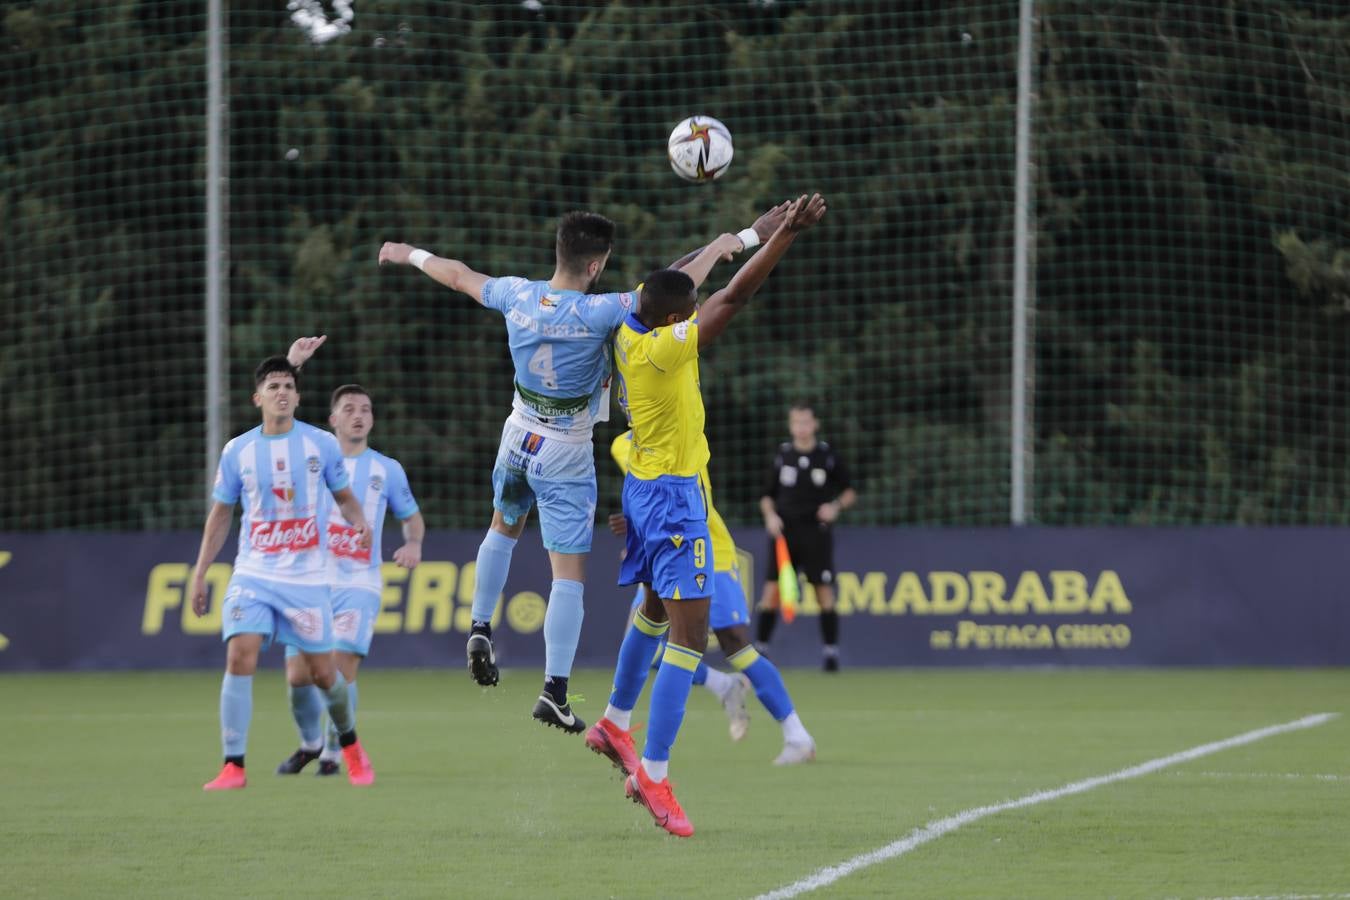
[2,1,1346,530]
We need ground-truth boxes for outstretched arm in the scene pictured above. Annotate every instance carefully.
[378,242,492,305]
[675,234,743,290]
[696,193,827,349]
[668,200,793,289]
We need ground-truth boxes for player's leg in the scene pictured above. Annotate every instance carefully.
[717,625,815,764]
[275,646,326,774]
[586,484,663,776]
[588,584,666,775]
[317,588,379,775]
[204,632,264,790]
[755,532,781,651]
[625,480,711,837]
[301,647,372,785]
[702,569,754,740]
[529,456,596,732]
[274,582,371,786]
[626,593,707,838]
[807,528,840,671]
[468,425,535,686]
[318,651,362,775]
[204,576,272,791]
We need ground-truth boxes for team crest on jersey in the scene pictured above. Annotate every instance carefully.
[276,458,286,471]
[272,486,295,502]
[670,534,684,549]
[307,455,321,473]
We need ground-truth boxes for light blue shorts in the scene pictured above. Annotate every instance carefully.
[221,572,333,655]
[284,586,379,658]
[630,568,748,629]
[492,417,596,554]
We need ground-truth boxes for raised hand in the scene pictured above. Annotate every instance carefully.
[287,335,327,369]
[751,200,793,242]
[378,242,414,266]
[784,193,827,232]
[711,232,743,260]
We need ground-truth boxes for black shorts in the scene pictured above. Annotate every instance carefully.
[766,520,835,586]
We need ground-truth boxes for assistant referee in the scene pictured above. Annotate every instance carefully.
[755,402,857,670]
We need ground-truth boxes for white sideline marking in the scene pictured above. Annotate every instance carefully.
[1177,771,1349,783]
[753,713,1337,900]
[1196,894,1350,900]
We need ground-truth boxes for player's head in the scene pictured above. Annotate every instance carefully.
[637,268,697,327]
[789,401,818,444]
[330,384,373,445]
[555,211,615,291]
[252,357,300,422]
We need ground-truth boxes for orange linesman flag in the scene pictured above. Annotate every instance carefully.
[775,536,799,623]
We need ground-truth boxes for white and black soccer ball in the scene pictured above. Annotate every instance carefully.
[667,115,733,183]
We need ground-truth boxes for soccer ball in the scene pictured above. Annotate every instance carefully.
[667,116,733,183]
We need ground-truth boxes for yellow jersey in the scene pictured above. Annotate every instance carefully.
[611,431,735,574]
[613,313,709,479]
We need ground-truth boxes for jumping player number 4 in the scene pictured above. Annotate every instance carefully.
[528,344,559,390]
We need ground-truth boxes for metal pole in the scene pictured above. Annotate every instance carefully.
[205,0,227,497]
[1010,0,1037,525]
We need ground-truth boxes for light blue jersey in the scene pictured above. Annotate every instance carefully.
[481,276,636,440]
[212,421,349,585]
[324,447,419,593]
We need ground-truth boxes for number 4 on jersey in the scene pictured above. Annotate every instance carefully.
[527,344,559,390]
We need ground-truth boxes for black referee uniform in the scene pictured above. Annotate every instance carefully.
[757,439,852,666]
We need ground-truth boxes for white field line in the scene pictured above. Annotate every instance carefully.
[1175,771,1350,782]
[1194,894,1350,900]
[753,713,1337,900]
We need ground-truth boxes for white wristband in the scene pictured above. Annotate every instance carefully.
[408,248,431,271]
[736,227,760,251]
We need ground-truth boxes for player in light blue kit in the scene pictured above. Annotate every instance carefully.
[378,206,784,732]
[189,356,375,790]
[272,337,427,776]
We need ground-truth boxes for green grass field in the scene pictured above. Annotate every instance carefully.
[5,668,1349,899]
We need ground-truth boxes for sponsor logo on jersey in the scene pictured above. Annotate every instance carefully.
[249,517,319,553]
[520,432,545,455]
[670,534,684,549]
[695,573,707,591]
[369,475,384,493]
[327,522,371,563]
[540,293,559,311]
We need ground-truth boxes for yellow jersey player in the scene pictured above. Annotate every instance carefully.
[585,194,827,837]
[600,431,816,763]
